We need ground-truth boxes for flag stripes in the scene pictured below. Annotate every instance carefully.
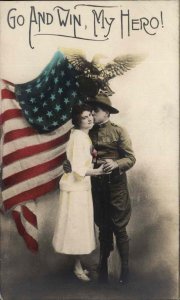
[4,177,60,211]
[2,153,66,190]
[3,132,69,166]
[4,127,37,143]
[22,205,38,228]
[12,209,39,252]
[1,79,73,252]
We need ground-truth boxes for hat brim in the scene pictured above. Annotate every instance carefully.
[87,100,119,114]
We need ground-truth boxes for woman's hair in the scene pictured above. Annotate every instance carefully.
[71,103,92,128]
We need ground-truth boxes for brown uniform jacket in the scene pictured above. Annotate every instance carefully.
[89,120,136,172]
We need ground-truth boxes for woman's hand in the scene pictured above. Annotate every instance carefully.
[96,164,112,175]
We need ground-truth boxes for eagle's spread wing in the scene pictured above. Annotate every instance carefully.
[65,52,100,75]
[101,55,144,81]
[66,53,89,73]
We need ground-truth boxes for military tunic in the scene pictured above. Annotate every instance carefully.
[89,120,136,255]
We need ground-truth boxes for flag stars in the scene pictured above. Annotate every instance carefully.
[76,81,80,87]
[40,93,45,99]
[51,69,55,75]
[52,121,58,126]
[30,97,35,103]
[54,77,59,84]
[37,116,43,123]
[28,118,33,123]
[47,111,53,118]
[33,107,39,113]
[43,101,47,107]
[24,110,29,115]
[50,94,56,101]
[60,71,65,77]
[36,82,42,88]
[61,115,67,121]
[45,77,49,82]
[64,98,69,104]
[55,105,61,112]
[66,80,71,87]
[16,89,21,95]
[58,88,63,94]
[25,88,32,93]
[72,91,77,97]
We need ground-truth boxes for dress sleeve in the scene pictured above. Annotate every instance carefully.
[70,133,90,179]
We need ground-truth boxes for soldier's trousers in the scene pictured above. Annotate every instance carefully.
[91,172,131,257]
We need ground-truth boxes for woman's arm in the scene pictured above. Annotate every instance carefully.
[63,160,109,177]
[86,165,110,176]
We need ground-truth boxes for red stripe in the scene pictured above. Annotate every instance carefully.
[3,152,66,189]
[12,210,38,253]
[2,79,15,86]
[1,89,15,99]
[3,131,70,166]
[4,127,37,144]
[22,205,38,228]
[4,177,59,211]
[1,109,22,124]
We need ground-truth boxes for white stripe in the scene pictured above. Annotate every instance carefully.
[1,81,15,92]
[3,116,30,132]
[3,165,63,201]
[13,205,21,213]
[2,97,21,110]
[3,142,67,178]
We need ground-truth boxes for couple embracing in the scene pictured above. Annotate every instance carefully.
[52,94,136,284]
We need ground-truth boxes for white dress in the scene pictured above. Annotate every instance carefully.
[52,129,96,255]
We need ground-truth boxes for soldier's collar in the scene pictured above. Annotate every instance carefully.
[96,120,111,128]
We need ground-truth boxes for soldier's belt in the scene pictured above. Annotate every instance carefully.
[95,158,119,166]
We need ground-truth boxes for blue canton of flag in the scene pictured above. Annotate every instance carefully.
[15,51,84,133]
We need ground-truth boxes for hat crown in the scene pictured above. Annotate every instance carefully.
[88,94,119,114]
[94,94,112,107]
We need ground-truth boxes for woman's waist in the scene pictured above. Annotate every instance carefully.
[60,173,91,191]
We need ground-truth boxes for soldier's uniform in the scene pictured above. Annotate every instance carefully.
[89,120,136,282]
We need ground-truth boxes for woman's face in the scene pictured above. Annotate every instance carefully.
[80,110,94,130]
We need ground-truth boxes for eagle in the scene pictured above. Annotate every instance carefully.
[63,49,145,98]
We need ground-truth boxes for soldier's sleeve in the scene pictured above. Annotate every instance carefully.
[116,127,136,172]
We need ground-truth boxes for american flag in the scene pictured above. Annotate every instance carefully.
[0,51,85,252]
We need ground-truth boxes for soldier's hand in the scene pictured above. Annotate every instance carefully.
[103,159,118,173]
[63,159,72,173]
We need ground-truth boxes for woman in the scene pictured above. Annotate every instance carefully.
[52,104,105,282]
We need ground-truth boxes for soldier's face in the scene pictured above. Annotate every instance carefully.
[92,107,110,124]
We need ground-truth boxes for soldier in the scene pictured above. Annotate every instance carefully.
[64,94,136,284]
[88,94,136,284]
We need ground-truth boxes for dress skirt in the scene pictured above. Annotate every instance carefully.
[52,189,96,255]
[52,129,96,255]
